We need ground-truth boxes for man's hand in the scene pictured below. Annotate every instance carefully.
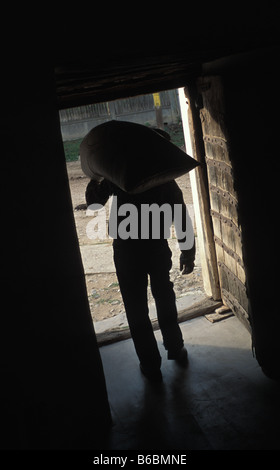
[179,241,196,274]
[180,254,194,274]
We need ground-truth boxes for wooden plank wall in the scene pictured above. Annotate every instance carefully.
[198,76,250,331]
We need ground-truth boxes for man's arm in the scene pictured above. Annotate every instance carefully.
[176,206,195,274]
[171,182,196,274]
[85,179,112,207]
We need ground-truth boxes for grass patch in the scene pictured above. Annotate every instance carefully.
[63,138,83,162]
[167,124,185,148]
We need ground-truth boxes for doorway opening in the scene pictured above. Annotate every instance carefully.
[60,89,222,345]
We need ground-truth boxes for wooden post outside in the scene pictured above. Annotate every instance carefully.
[178,87,221,300]
[153,92,164,129]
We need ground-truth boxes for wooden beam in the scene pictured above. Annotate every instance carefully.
[178,87,221,300]
[96,297,222,347]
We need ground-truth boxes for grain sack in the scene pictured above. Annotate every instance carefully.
[80,120,199,193]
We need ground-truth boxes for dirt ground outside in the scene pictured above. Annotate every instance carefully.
[66,160,206,338]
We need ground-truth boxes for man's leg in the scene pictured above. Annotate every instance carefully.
[149,245,184,356]
[113,246,162,372]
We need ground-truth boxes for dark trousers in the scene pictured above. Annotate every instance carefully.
[113,240,184,371]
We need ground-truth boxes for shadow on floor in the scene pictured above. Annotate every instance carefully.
[99,316,280,450]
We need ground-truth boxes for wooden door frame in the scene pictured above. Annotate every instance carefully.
[178,86,221,301]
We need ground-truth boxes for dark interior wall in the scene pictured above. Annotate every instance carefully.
[202,48,279,378]
[2,63,111,449]
[54,8,279,109]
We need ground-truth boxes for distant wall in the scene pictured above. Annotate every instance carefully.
[59,90,180,141]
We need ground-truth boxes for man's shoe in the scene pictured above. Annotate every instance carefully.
[140,364,163,383]
[168,347,189,367]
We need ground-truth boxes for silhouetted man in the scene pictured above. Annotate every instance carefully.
[85,177,195,383]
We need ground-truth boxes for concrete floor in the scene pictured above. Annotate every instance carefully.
[99,315,280,450]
